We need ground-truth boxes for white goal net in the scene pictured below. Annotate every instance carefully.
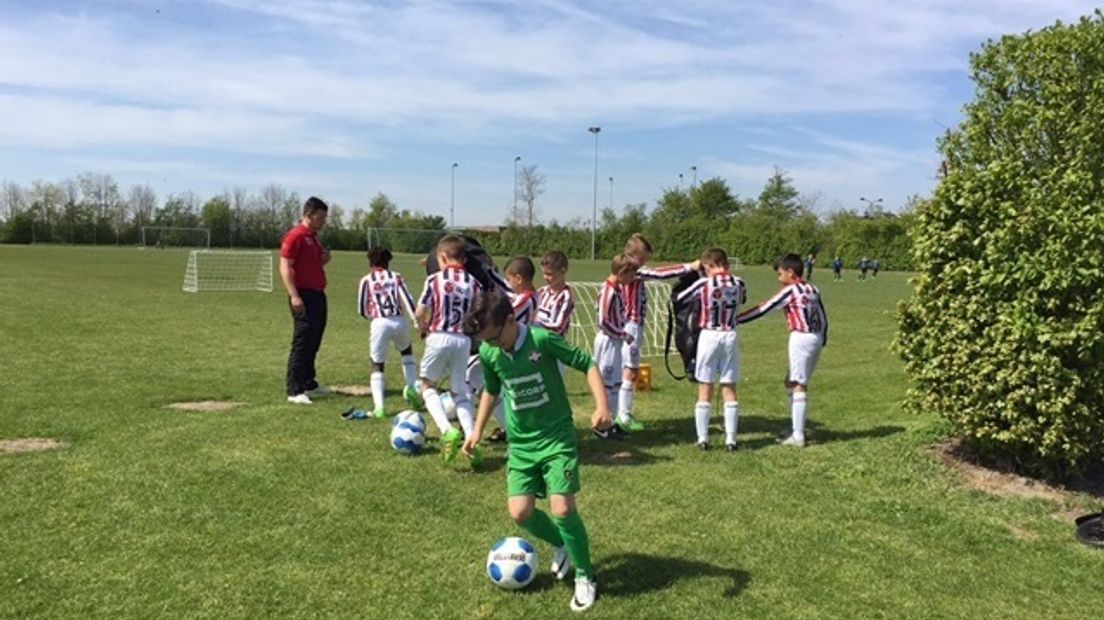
[183,250,273,293]
[566,281,673,358]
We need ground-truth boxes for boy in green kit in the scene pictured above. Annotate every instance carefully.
[461,289,612,612]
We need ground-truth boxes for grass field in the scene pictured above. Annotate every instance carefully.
[1,245,1101,620]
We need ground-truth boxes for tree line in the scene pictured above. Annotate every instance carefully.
[0,169,920,270]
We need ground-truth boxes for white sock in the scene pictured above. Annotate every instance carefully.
[606,385,619,418]
[454,395,475,438]
[792,393,807,441]
[724,402,739,445]
[787,386,794,408]
[491,398,506,428]
[370,371,386,412]
[422,388,453,435]
[401,355,417,389]
[618,380,635,421]
[694,401,711,444]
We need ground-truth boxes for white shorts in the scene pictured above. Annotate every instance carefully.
[787,331,822,386]
[466,354,483,393]
[621,321,642,369]
[593,333,623,387]
[369,316,412,364]
[695,329,740,384]
[420,332,472,398]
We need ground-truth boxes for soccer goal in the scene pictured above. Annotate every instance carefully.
[141,226,211,249]
[183,250,273,293]
[566,281,673,358]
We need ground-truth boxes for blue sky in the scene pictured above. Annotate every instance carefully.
[0,0,1097,224]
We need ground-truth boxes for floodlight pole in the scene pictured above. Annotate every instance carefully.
[679,173,684,191]
[608,176,614,212]
[450,162,459,228]
[859,196,884,214]
[513,156,521,215]
[588,126,601,261]
[691,165,698,187]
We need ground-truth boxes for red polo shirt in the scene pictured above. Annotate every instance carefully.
[280,223,326,291]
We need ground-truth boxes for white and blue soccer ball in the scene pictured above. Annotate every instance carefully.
[390,413,426,455]
[391,410,426,434]
[486,537,538,590]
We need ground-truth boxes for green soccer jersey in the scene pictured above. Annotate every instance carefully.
[479,325,594,453]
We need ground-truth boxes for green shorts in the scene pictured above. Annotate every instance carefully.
[506,446,580,499]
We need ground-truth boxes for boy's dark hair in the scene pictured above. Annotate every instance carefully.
[463,290,513,337]
[367,246,393,268]
[505,256,535,281]
[303,196,329,215]
[700,248,729,269]
[610,253,635,275]
[541,250,569,272]
[436,234,467,262]
[775,253,804,277]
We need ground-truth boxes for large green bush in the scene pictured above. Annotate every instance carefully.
[897,13,1104,475]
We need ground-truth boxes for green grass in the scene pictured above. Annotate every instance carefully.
[0,245,1100,619]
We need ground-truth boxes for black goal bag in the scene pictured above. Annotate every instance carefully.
[664,271,703,381]
[424,234,499,290]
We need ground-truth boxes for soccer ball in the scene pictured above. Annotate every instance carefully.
[486,537,538,590]
[392,410,426,434]
[390,415,426,455]
[440,392,458,421]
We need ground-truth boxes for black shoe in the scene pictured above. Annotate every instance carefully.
[725,443,739,452]
[488,428,507,443]
[696,441,709,451]
[593,425,626,440]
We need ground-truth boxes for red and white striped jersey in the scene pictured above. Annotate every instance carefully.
[597,279,629,339]
[536,285,574,336]
[510,290,537,325]
[417,266,483,334]
[736,279,828,345]
[676,272,747,332]
[621,263,692,323]
[358,268,416,320]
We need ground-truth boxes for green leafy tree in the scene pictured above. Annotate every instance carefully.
[897,13,1104,475]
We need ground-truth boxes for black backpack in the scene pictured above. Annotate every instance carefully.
[424,234,498,290]
[664,271,703,382]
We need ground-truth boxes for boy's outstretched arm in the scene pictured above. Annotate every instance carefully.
[462,390,496,457]
[586,366,613,430]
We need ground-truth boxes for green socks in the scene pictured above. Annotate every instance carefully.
[552,510,593,580]
[520,509,564,548]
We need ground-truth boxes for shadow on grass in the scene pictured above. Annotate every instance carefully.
[603,416,905,452]
[597,552,750,598]
[578,438,674,467]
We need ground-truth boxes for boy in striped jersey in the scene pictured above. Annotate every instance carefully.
[481,256,539,443]
[536,251,574,338]
[592,254,637,438]
[676,248,747,451]
[736,253,829,448]
[358,247,421,418]
[619,234,698,431]
[415,235,484,461]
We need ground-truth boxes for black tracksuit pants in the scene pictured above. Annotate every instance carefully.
[286,289,327,396]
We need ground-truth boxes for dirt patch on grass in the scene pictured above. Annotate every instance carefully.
[167,400,244,412]
[0,438,67,454]
[933,438,1104,506]
[331,385,371,396]
[1004,523,1040,541]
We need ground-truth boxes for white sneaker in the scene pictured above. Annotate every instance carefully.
[570,579,597,612]
[287,393,313,405]
[778,434,806,447]
[551,546,572,581]
[307,385,333,397]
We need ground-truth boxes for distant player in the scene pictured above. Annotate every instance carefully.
[536,251,574,338]
[832,256,843,282]
[593,254,638,438]
[858,256,869,281]
[619,234,698,431]
[736,253,828,448]
[357,247,421,418]
[676,248,746,451]
[871,258,880,278]
[415,235,483,462]
[462,289,612,612]
[805,254,815,280]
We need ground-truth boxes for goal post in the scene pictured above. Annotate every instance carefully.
[142,226,211,249]
[183,250,273,293]
[566,281,673,358]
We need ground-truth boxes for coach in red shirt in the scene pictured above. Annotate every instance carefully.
[279,196,332,404]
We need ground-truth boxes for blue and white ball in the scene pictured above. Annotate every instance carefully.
[486,537,538,590]
[390,414,426,455]
[392,410,426,434]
